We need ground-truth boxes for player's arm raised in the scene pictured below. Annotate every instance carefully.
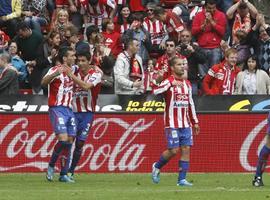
[41,66,63,86]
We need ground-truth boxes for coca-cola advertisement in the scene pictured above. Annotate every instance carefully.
[0,113,268,173]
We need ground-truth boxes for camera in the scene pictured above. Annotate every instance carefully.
[180,44,188,50]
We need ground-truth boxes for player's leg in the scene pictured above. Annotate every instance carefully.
[59,110,76,183]
[46,107,70,181]
[253,134,270,187]
[177,128,193,186]
[68,112,93,180]
[152,128,180,183]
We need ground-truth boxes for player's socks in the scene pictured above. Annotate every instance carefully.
[48,141,66,167]
[178,160,189,182]
[69,147,82,174]
[155,156,168,169]
[255,145,270,177]
[60,142,72,176]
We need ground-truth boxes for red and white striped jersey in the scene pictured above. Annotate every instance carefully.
[114,19,130,35]
[165,10,184,41]
[153,76,198,128]
[46,65,75,109]
[72,68,102,112]
[82,0,116,29]
[143,17,167,45]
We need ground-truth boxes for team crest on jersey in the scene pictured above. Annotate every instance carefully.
[58,117,65,125]
[215,71,224,80]
[175,94,188,101]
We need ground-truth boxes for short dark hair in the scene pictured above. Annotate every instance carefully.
[205,0,217,5]
[165,38,176,45]
[76,51,91,61]
[16,21,31,32]
[57,46,74,63]
[86,25,99,41]
[123,38,138,50]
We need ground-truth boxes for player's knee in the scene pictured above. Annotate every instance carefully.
[75,140,85,150]
[181,146,190,157]
[169,148,179,156]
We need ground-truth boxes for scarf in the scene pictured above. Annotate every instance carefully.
[232,13,251,44]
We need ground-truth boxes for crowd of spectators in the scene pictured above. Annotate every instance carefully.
[0,0,269,96]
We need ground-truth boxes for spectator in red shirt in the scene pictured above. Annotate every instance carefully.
[102,18,122,58]
[191,0,227,78]
[202,48,241,95]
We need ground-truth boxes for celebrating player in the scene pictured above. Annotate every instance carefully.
[151,56,200,186]
[42,47,77,183]
[66,51,102,181]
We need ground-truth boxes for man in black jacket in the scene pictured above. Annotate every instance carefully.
[177,29,206,94]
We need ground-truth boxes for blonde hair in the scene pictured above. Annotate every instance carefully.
[224,48,238,58]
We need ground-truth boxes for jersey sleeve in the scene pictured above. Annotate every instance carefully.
[152,79,171,95]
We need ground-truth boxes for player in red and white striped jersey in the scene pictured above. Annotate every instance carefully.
[66,51,102,180]
[42,47,77,183]
[151,56,199,187]
[72,57,102,112]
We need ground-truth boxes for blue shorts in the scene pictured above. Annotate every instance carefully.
[49,106,76,137]
[165,127,193,148]
[74,112,94,141]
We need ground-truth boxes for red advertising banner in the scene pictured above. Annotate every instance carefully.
[0,113,268,173]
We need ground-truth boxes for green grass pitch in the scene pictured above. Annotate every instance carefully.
[0,173,270,200]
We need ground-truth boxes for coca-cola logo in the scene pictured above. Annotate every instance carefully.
[0,117,155,172]
[239,118,268,171]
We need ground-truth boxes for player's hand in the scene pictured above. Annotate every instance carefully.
[193,124,200,135]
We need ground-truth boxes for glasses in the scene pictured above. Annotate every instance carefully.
[166,44,175,47]
[147,9,154,12]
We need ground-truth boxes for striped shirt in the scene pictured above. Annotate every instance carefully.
[46,65,75,109]
[72,68,102,112]
[143,17,167,45]
[153,76,198,128]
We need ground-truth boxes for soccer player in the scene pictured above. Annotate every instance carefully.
[253,118,270,187]
[66,51,102,181]
[151,56,200,186]
[41,47,77,183]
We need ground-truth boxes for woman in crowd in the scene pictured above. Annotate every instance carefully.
[51,9,72,42]
[114,5,132,35]
[234,54,270,94]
